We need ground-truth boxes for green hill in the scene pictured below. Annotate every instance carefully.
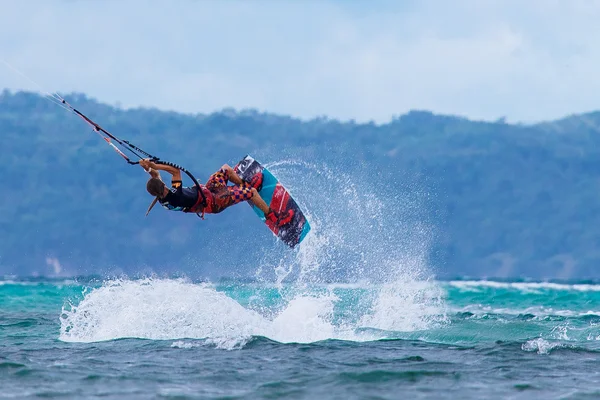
[2,90,600,280]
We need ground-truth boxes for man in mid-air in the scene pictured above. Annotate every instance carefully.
[140,158,293,226]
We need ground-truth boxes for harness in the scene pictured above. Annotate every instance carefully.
[183,186,213,219]
[155,161,209,220]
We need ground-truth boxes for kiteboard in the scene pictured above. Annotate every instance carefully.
[234,155,310,248]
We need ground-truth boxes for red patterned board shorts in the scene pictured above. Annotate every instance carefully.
[205,168,253,213]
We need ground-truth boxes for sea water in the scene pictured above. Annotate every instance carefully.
[1,277,600,399]
[2,161,596,399]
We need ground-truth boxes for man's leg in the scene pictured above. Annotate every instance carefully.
[221,164,268,210]
[220,164,243,185]
[249,189,294,226]
[218,178,269,215]
[222,164,294,225]
[249,188,270,215]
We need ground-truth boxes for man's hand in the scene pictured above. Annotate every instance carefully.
[140,159,160,179]
[140,158,153,171]
[139,158,181,181]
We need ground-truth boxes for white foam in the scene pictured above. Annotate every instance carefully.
[170,340,201,349]
[269,159,446,324]
[360,279,448,332]
[521,327,576,355]
[448,280,600,292]
[522,338,564,355]
[59,277,446,349]
[269,294,337,343]
[60,278,266,347]
[550,324,571,341]
[452,304,600,319]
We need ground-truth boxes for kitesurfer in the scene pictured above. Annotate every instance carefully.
[140,158,294,226]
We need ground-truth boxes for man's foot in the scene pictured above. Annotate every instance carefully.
[266,208,295,227]
[249,172,263,191]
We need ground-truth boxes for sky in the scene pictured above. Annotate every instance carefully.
[1,0,600,124]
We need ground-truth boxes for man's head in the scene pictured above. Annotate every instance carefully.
[146,178,166,198]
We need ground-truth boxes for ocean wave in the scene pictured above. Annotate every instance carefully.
[520,338,593,355]
[446,280,600,292]
[336,369,454,383]
[450,305,600,319]
[59,277,446,349]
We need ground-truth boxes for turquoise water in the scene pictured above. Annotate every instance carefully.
[2,277,600,399]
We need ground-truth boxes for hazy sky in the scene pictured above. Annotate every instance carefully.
[1,0,599,123]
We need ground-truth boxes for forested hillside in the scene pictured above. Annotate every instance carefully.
[2,90,600,279]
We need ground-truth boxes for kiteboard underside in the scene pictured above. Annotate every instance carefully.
[234,155,310,248]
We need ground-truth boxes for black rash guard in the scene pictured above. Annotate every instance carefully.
[159,181,199,211]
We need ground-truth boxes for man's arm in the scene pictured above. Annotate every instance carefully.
[148,168,161,180]
[221,164,243,185]
[140,159,182,183]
